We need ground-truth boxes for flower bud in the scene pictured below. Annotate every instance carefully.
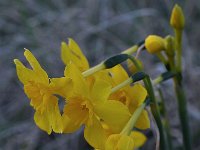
[145,35,165,54]
[170,4,185,30]
[164,35,175,56]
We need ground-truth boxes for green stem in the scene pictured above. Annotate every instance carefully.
[175,29,182,72]
[158,88,173,150]
[144,76,167,150]
[156,53,168,66]
[128,55,167,150]
[82,63,105,77]
[111,78,132,94]
[121,45,138,55]
[168,56,175,71]
[173,77,192,150]
[174,28,192,150]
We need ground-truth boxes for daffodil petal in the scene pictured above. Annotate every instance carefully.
[49,77,73,98]
[105,134,120,150]
[130,84,147,105]
[108,65,129,84]
[84,117,107,149]
[91,79,112,103]
[24,50,49,84]
[64,62,89,96]
[34,110,51,134]
[135,110,150,129]
[46,95,63,133]
[117,135,134,150]
[94,100,131,133]
[34,95,63,134]
[130,131,147,149]
[68,38,89,70]
[14,59,36,84]
[105,134,134,150]
[62,114,82,133]
[61,39,89,71]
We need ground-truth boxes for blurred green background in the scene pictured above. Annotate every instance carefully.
[0,0,200,149]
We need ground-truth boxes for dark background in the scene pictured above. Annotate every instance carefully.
[0,0,200,149]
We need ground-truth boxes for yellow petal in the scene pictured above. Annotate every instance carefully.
[84,116,107,149]
[64,62,89,96]
[34,95,63,134]
[34,110,51,134]
[92,70,115,87]
[24,49,49,84]
[91,79,112,104]
[135,110,150,130]
[24,82,44,109]
[130,84,147,106]
[14,59,37,84]
[49,77,73,98]
[105,134,120,150]
[108,65,129,84]
[61,38,89,71]
[46,95,63,133]
[62,114,81,133]
[105,134,134,150]
[94,100,131,133]
[63,98,90,126]
[130,131,147,149]
[117,135,134,150]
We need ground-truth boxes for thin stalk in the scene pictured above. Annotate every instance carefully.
[121,45,138,55]
[156,53,168,66]
[174,28,192,150]
[128,55,167,150]
[144,76,167,150]
[175,29,182,72]
[111,78,132,94]
[82,63,105,77]
[158,88,173,150]
[173,77,192,150]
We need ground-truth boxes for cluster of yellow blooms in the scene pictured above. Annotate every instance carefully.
[14,4,188,150]
[14,39,149,150]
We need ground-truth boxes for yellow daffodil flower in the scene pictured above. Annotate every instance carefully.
[62,62,131,149]
[92,65,150,130]
[60,38,149,144]
[61,38,89,71]
[14,50,74,134]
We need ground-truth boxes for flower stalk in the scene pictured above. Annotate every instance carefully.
[82,63,105,77]
[121,45,138,55]
[170,4,192,149]
[128,54,168,150]
[111,72,146,94]
[158,88,173,150]
[82,54,129,77]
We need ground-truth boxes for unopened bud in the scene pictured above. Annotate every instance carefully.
[145,35,165,54]
[170,4,185,30]
[164,35,175,56]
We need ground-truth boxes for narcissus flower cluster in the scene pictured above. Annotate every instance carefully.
[14,4,190,150]
[14,39,149,150]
